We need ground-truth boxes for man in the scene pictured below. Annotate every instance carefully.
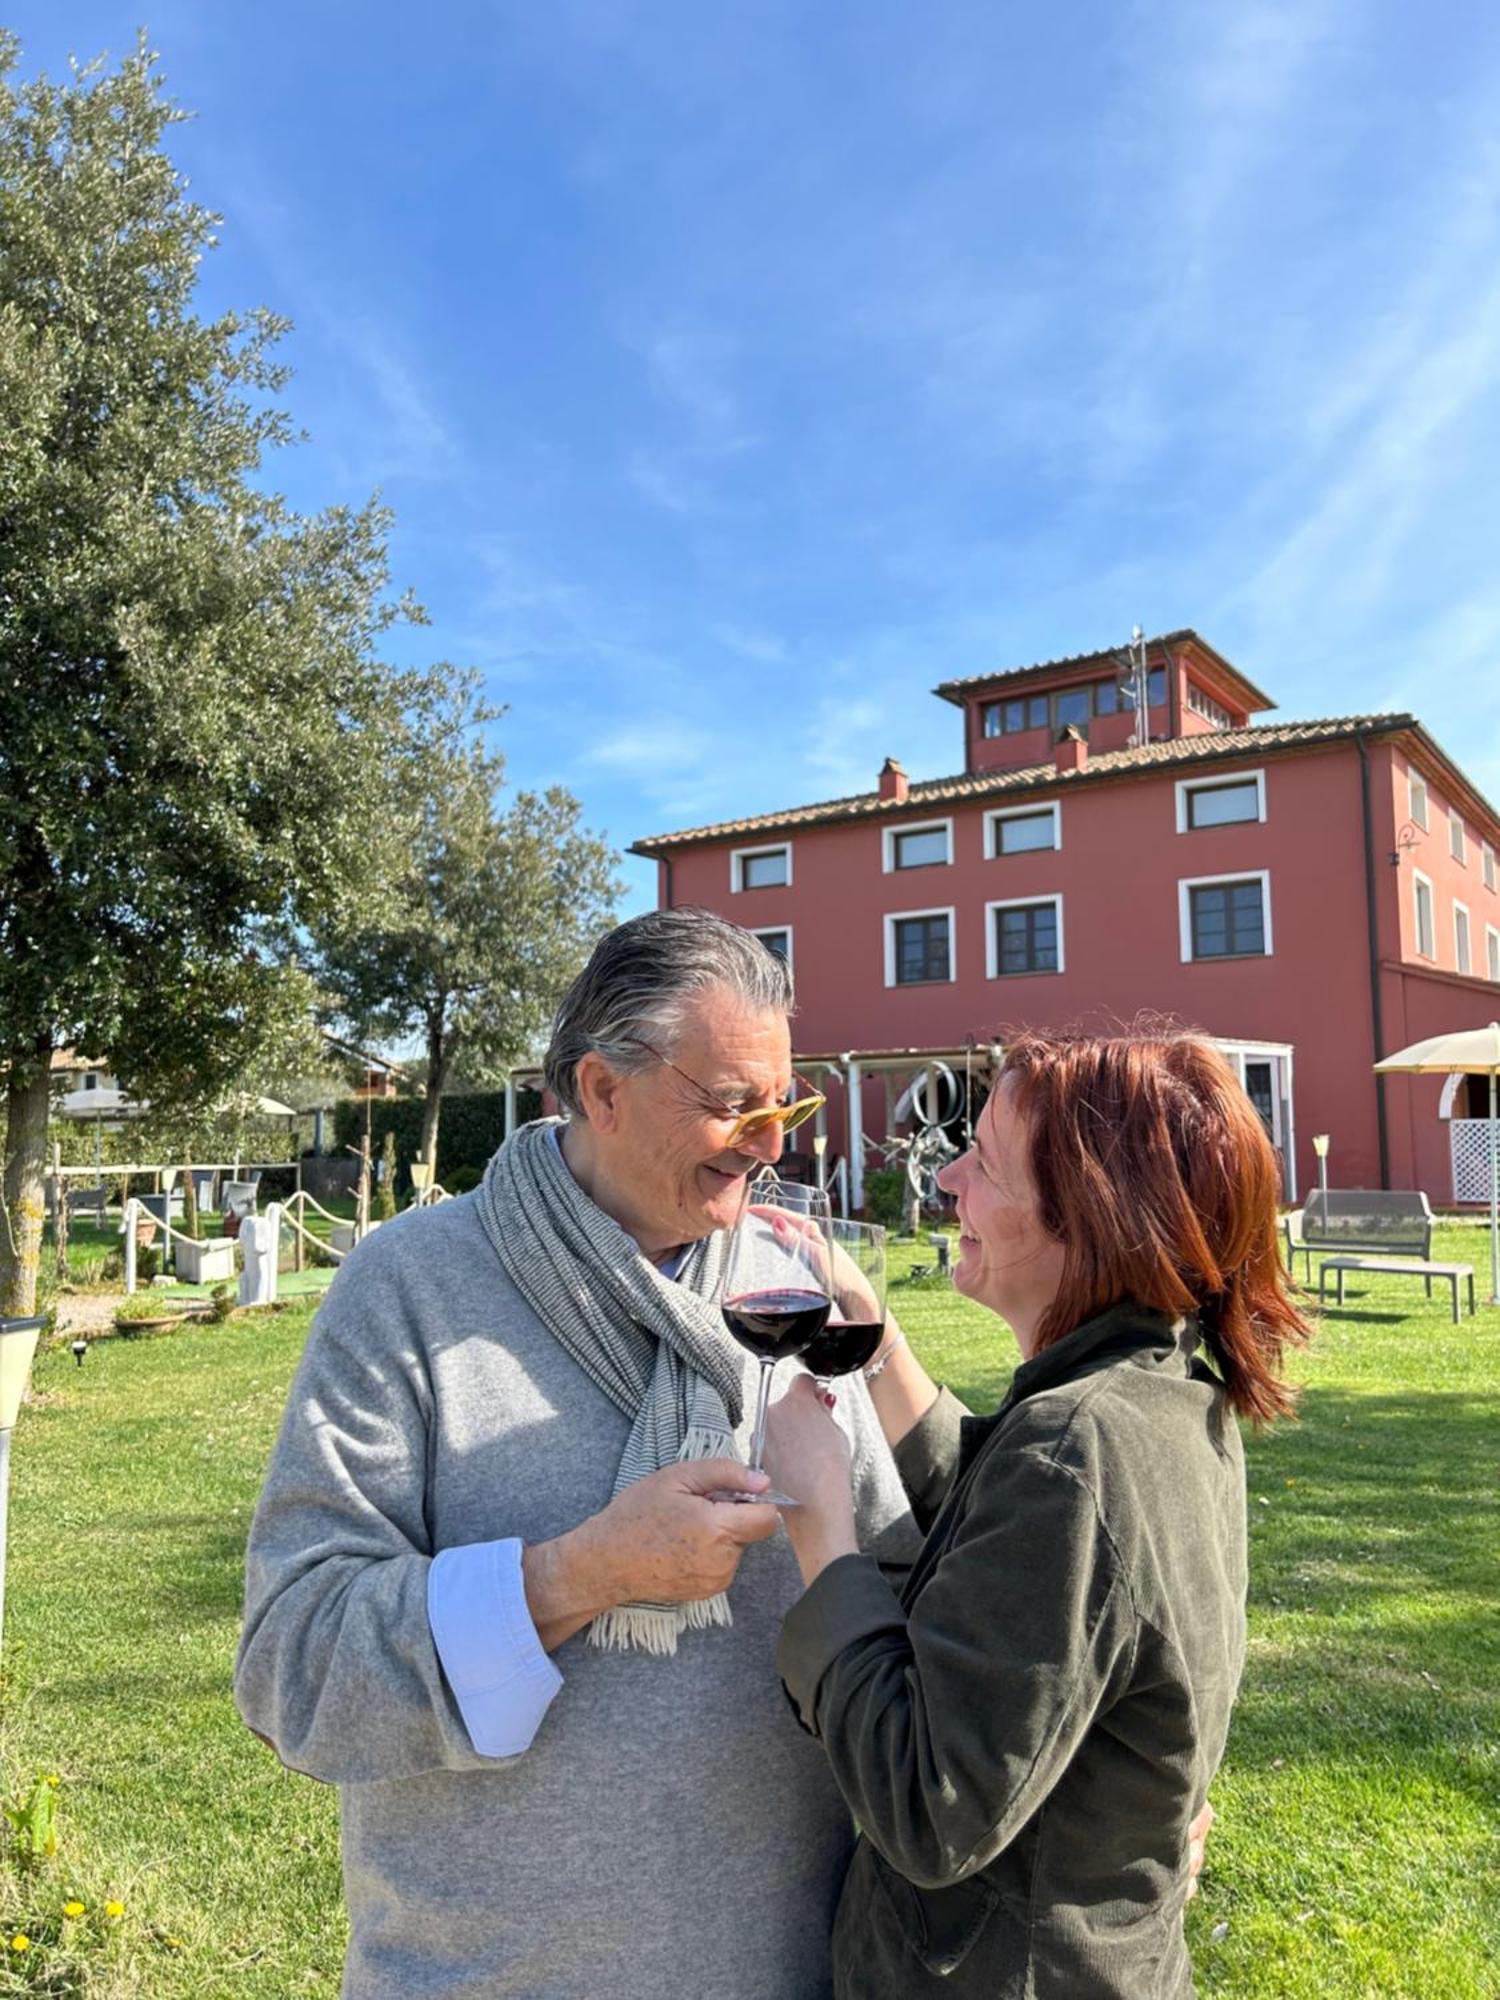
[235,908,918,1999]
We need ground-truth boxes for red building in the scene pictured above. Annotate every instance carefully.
[632,631,1500,1210]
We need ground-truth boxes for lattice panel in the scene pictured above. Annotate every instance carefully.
[1450,1118,1499,1203]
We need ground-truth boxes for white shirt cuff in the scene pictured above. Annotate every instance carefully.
[427,1538,564,1757]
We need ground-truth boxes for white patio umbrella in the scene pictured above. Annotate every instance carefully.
[1374,1022,1500,1304]
[55,1085,149,1176]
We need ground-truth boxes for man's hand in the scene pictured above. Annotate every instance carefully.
[523,1460,779,1652]
[1185,1799,1215,1900]
[763,1375,859,1587]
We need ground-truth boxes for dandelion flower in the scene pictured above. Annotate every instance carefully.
[63,1900,86,1918]
[10,1934,30,1953]
[104,1900,124,1920]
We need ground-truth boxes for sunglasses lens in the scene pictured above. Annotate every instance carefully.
[781,1099,820,1134]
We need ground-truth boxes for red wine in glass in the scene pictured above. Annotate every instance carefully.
[798,1318,883,1378]
[722,1289,831,1362]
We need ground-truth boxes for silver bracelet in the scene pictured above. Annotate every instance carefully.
[863,1331,906,1382]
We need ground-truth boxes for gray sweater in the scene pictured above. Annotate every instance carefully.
[234,1192,918,2000]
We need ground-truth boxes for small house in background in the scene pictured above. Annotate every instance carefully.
[633,629,1500,1209]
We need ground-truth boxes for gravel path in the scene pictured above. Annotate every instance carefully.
[51,1291,128,1336]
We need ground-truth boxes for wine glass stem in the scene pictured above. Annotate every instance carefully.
[747,1357,777,1473]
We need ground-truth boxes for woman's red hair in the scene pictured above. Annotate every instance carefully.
[1000,1025,1312,1424]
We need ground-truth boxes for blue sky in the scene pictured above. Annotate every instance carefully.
[11,1,1500,910]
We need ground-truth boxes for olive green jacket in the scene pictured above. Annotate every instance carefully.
[778,1301,1247,1999]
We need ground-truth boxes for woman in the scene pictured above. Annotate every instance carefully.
[765,1027,1311,1999]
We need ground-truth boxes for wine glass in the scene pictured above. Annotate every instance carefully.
[798,1219,889,1386]
[719,1185,834,1506]
[746,1169,832,1223]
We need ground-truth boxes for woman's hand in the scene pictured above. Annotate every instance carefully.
[763,1374,860,1586]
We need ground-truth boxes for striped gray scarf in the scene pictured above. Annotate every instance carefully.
[476,1118,745,1655]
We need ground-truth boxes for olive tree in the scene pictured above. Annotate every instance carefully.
[0,34,450,1311]
[311,712,620,1170]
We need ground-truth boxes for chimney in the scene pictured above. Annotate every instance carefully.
[878,757,910,804]
[1054,726,1088,774]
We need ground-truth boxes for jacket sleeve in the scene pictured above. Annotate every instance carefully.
[233,1261,528,1784]
[777,1439,1136,1891]
[890,1385,970,1532]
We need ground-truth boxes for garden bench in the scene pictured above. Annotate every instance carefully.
[47,1183,106,1224]
[1318,1257,1475,1324]
[1283,1189,1434,1281]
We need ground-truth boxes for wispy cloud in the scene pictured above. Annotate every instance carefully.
[337,320,457,481]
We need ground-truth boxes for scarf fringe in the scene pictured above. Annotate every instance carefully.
[678,1424,735,1463]
[587,1589,734,1656]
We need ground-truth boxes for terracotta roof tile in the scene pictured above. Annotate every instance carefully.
[630,713,1417,855]
[931,627,1274,712]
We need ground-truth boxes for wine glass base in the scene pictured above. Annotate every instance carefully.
[705,1489,802,1510]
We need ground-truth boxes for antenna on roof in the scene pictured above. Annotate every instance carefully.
[1123,624,1150,748]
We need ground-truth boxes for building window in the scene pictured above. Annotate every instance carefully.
[885,909,955,986]
[751,927,792,968]
[1185,684,1233,729]
[1179,873,1272,961]
[986,896,1063,977]
[1450,810,1466,865]
[882,819,953,873]
[731,843,791,892]
[1408,770,1428,830]
[1484,841,1497,893]
[1412,870,1435,959]
[986,802,1061,856]
[978,677,1134,739]
[1455,904,1472,975]
[1175,769,1266,832]
[981,693,1049,737]
[1052,686,1091,728]
[1488,926,1500,983]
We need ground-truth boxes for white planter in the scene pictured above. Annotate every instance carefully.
[330,1219,381,1254]
[173,1236,238,1285]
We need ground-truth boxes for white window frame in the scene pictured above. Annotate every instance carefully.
[730,841,792,893]
[1408,769,1428,830]
[1487,924,1500,983]
[1412,868,1435,960]
[1178,870,1273,963]
[1484,841,1497,893]
[749,925,793,972]
[881,816,953,874]
[1454,901,1472,976]
[883,906,957,988]
[985,894,1065,978]
[1450,810,1467,865]
[984,801,1062,858]
[1174,768,1266,833]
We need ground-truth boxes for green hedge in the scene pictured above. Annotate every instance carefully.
[330,1088,542,1188]
[862,1167,908,1230]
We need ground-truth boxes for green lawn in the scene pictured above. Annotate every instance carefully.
[0,1229,1495,1996]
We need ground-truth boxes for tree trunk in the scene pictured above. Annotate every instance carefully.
[419,1029,449,1172]
[1,1056,53,1318]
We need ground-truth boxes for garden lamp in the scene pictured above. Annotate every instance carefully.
[1312,1133,1330,1205]
[71,1339,88,1368]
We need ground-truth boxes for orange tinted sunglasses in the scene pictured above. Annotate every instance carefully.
[632,1042,825,1146]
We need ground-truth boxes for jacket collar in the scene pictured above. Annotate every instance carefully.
[956,1299,1195,1472]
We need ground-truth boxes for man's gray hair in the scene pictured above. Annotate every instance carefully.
[544,907,795,1116]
